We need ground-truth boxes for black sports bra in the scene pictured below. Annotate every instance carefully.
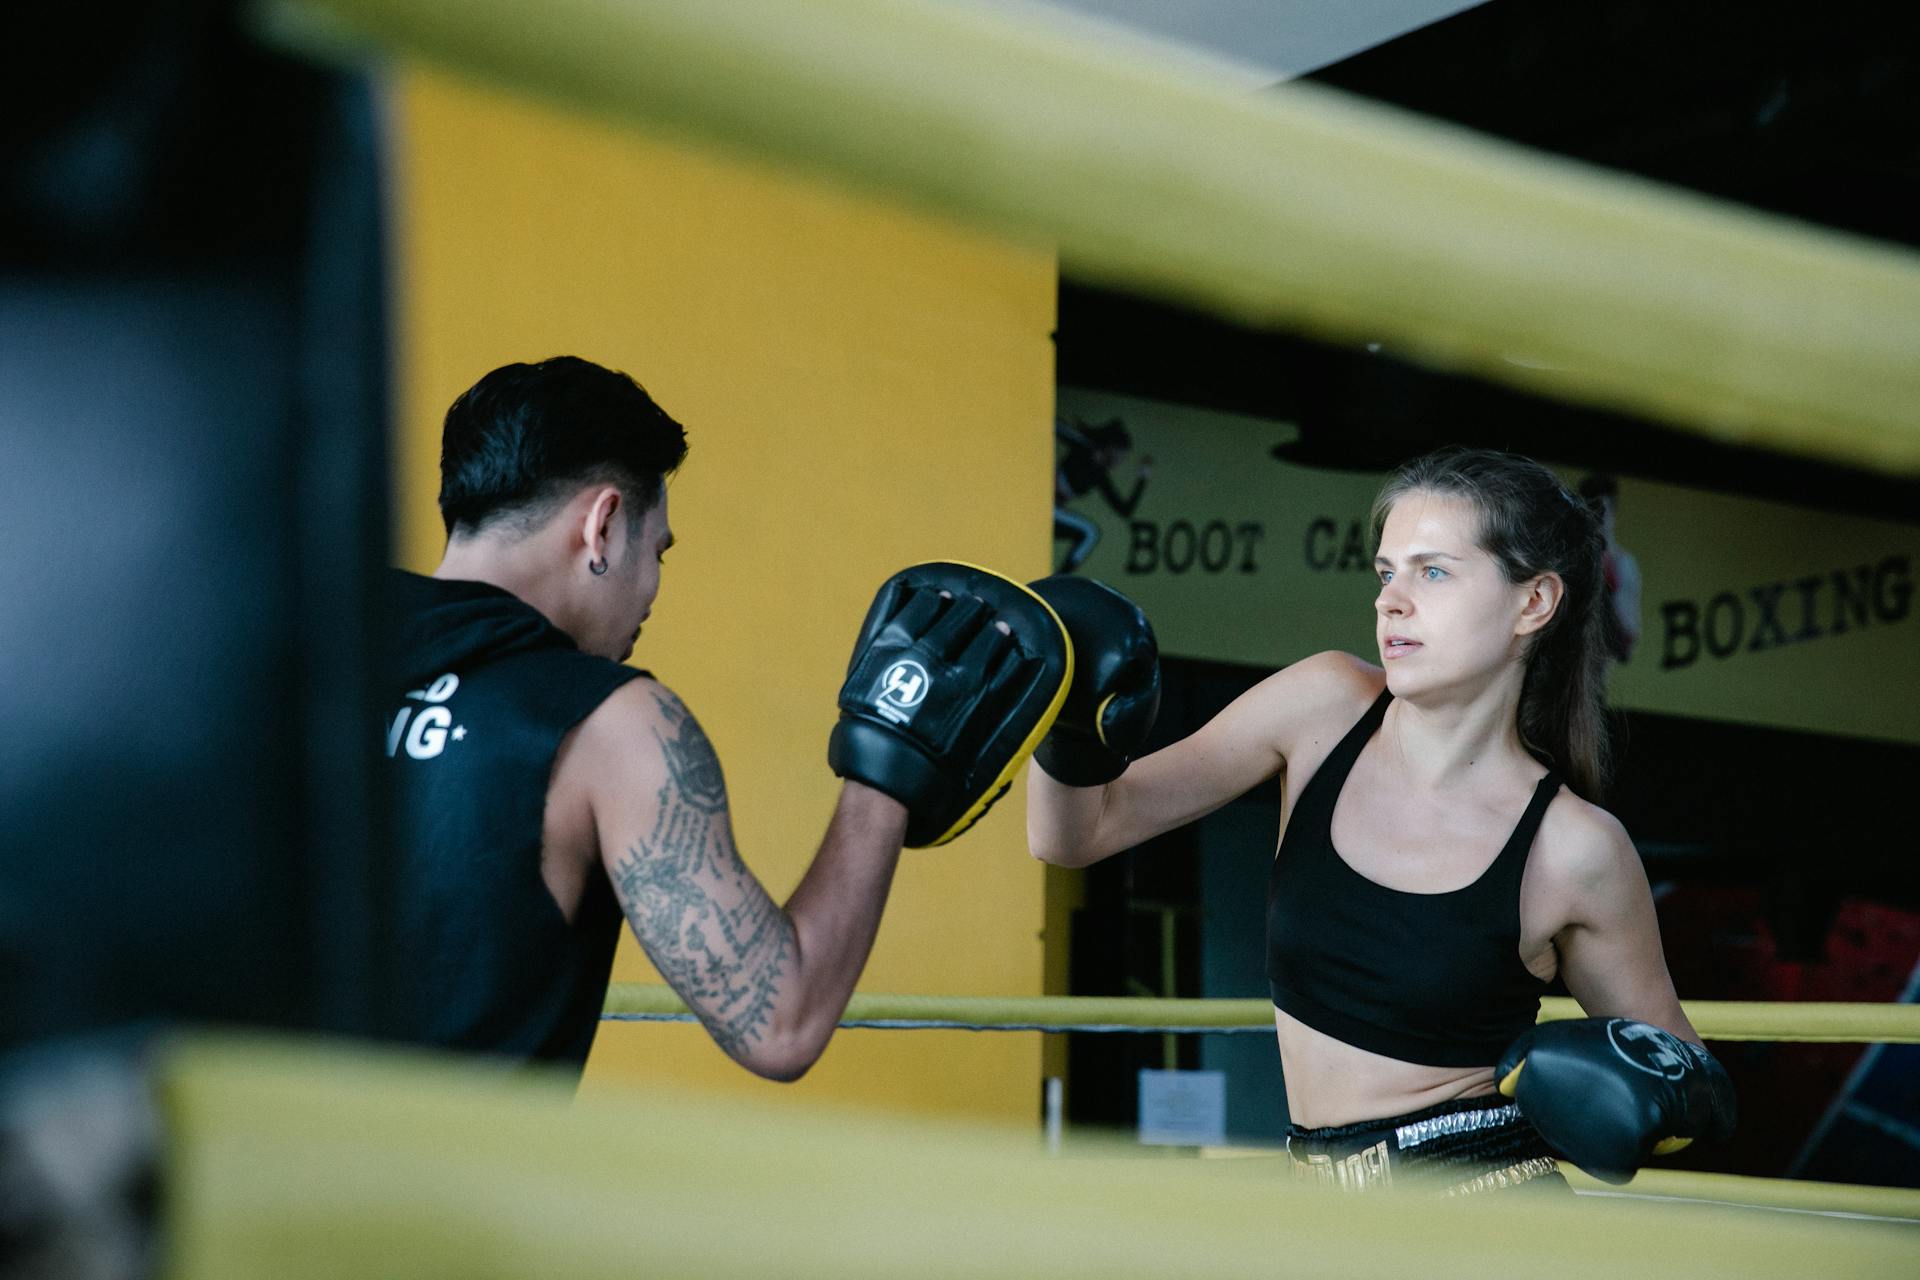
[1266,690,1557,1068]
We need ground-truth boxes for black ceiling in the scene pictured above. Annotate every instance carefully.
[1058,0,1920,522]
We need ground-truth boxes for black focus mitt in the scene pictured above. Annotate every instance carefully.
[829,562,1071,847]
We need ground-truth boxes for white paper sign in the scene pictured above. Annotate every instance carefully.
[1137,1069,1227,1147]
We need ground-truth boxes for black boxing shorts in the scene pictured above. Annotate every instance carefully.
[1284,1094,1564,1196]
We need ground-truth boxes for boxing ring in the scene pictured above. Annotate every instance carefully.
[154,0,1920,1273]
[608,984,1920,1220]
[158,1007,1920,1278]
[153,994,1920,1276]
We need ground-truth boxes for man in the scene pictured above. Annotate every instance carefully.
[384,356,1061,1080]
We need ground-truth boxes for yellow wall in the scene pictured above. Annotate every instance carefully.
[392,68,1058,1122]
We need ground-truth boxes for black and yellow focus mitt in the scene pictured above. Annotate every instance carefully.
[829,562,1071,847]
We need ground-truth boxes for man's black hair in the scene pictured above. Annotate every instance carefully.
[438,356,689,537]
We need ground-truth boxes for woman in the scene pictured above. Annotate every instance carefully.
[1027,448,1732,1194]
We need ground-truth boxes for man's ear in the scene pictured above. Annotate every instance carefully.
[1516,572,1565,636]
[580,485,623,564]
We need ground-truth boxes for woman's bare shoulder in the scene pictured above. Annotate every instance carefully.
[1222,650,1383,760]
[1530,788,1642,908]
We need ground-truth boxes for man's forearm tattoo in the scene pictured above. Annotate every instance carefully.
[611,694,795,1058]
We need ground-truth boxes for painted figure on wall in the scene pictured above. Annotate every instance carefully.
[1054,415,1152,573]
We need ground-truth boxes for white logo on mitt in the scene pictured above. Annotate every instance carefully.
[874,659,931,725]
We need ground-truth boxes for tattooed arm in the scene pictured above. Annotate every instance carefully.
[572,678,908,1080]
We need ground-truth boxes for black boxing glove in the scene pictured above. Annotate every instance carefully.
[829,562,1070,847]
[1026,576,1160,787]
[1498,1017,1736,1184]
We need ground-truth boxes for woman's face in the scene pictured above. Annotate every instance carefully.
[1372,491,1536,698]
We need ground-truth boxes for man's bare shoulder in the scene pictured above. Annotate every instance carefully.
[561,676,717,795]
[578,674,677,735]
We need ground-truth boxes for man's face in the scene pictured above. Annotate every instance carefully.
[602,491,673,663]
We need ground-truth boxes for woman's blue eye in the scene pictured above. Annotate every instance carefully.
[1423,565,1445,581]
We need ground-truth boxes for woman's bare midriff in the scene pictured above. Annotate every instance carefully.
[1275,1006,1497,1129]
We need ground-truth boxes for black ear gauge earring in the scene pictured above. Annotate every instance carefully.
[588,556,608,576]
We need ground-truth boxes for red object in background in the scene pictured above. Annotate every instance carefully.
[1653,885,1920,1178]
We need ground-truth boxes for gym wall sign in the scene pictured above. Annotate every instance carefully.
[1123,519,1267,576]
[1055,387,1381,673]
[1056,387,1920,746]
[1658,556,1912,671]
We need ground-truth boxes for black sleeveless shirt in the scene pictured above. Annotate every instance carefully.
[1266,690,1557,1068]
[384,571,645,1072]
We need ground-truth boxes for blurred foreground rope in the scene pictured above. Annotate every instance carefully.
[259,0,1920,474]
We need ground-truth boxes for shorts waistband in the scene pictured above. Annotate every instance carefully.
[1285,1092,1516,1155]
[1284,1094,1557,1196]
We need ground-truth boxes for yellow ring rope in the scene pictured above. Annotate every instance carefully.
[600,989,1920,1222]
[260,0,1920,474]
[605,983,1920,1044]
